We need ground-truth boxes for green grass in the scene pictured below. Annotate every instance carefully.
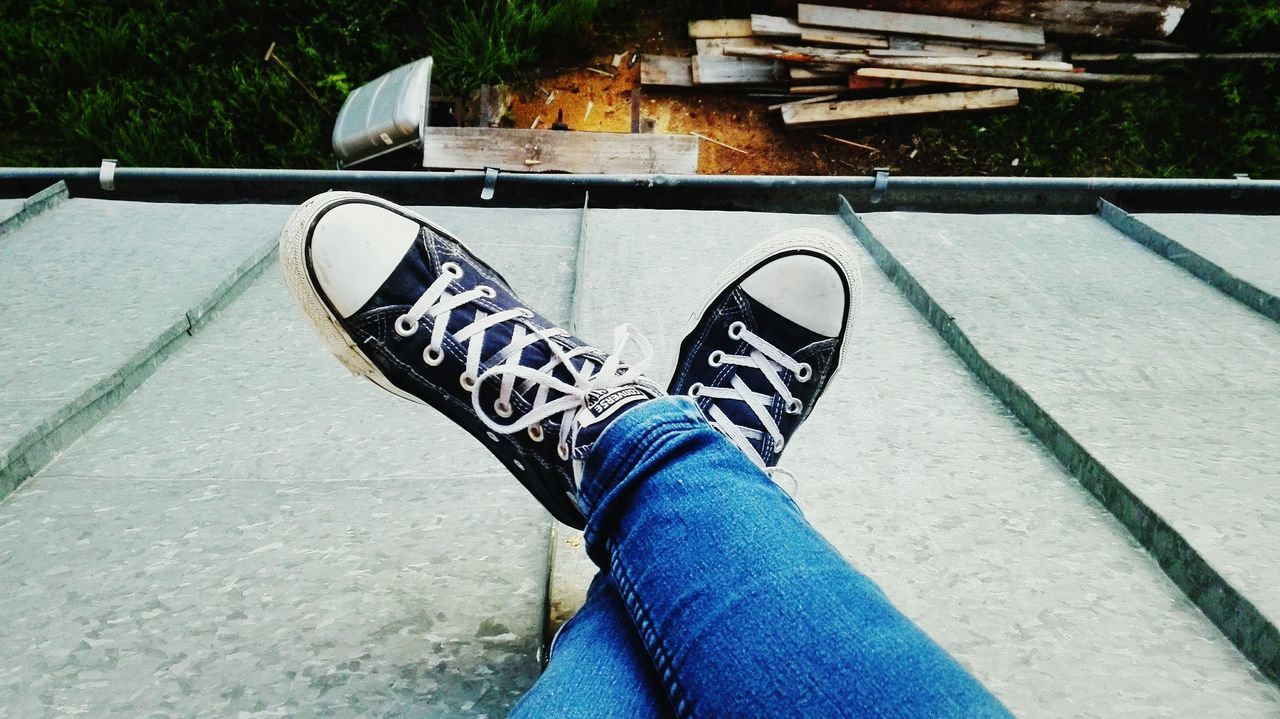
[0,0,1277,175]
[0,0,608,167]
[914,0,1280,177]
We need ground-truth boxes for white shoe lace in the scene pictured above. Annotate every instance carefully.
[393,261,653,460]
[690,320,812,472]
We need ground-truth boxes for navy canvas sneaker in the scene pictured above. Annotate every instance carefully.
[279,191,662,528]
[668,230,861,472]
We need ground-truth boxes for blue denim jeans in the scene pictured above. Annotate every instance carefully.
[512,397,1011,718]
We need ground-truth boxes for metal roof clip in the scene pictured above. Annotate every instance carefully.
[481,167,500,201]
[99,159,118,191]
[1232,173,1250,200]
[871,167,891,204]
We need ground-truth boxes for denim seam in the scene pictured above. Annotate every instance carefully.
[609,541,696,719]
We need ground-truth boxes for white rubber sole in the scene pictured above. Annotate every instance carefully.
[680,228,863,372]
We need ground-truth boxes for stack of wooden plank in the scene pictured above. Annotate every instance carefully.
[641,5,1171,128]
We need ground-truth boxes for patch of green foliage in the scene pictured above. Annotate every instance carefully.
[0,0,608,167]
[0,0,1276,175]
[919,0,1280,177]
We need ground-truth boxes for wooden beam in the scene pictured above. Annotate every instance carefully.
[1072,51,1280,62]
[687,19,753,38]
[799,28,890,48]
[696,37,768,56]
[797,4,1045,45]
[909,64,1165,84]
[640,55,693,87]
[769,94,839,111]
[888,36,1044,54]
[874,56,1073,71]
[874,43,1031,59]
[790,66,847,80]
[780,88,1019,126]
[725,45,1067,71]
[790,84,848,94]
[692,55,788,84]
[782,1,1190,40]
[420,127,699,174]
[751,14,803,37]
[724,45,871,64]
[857,67,1083,92]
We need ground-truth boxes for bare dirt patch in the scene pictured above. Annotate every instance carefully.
[509,37,966,177]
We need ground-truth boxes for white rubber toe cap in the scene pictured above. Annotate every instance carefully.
[310,202,420,318]
[740,254,846,337]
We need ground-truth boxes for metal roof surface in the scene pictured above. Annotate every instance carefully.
[0,173,1278,717]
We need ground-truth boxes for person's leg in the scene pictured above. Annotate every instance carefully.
[571,232,1010,718]
[280,196,1006,718]
[578,397,1008,718]
[510,572,673,719]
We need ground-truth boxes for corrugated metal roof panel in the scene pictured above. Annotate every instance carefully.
[0,179,1277,715]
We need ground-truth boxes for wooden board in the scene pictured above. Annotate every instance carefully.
[871,47,1030,59]
[641,55,693,87]
[724,45,1065,71]
[692,55,788,84]
[724,45,871,64]
[799,28,890,48]
[782,1,1189,39]
[888,36,1044,54]
[790,66,847,80]
[875,56,1073,71]
[769,94,839,110]
[420,127,699,174]
[751,14,803,37]
[904,65,1164,84]
[876,41,1031,59]
[1071,52,1280,62]
[687,19,753,38]
[780,88,1019,126]
[797,4,1045,45]
[790,84,848,94]
[696,37,769,56]
[857,67,1082,92]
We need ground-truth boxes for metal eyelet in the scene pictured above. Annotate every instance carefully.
[688,382,704,398]
[441,261,463,278]
[727,321,746,340]
[395,315,418,337]
[528,424,545,442]
[513,459,525,471]
[708,351,724,367]
[495,400,514,418]
[478,286,496,299]
[423,345,445,366]
[796,363,813,383]
[557,442,571,461]
[519,308,535,319]
[774,437,785,451]
[786,398,804,415]
[459,373,477,391]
